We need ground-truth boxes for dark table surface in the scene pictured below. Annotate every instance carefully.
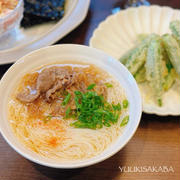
[0,0,180,180]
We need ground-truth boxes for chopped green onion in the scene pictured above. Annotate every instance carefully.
[120,116,129,127]
[62,93,71,106]
[112,103,121,111]
[87,84,96,90]
[61,83,129,129]
[105,83,113,88]
[70,90,123,129]
[65,107,71,119]
[123,99,129,109]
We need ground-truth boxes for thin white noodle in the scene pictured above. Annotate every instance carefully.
[8,71,128,162]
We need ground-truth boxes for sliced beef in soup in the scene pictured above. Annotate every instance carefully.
[17,66,76,103]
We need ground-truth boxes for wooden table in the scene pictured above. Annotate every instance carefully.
[0,0,180,179]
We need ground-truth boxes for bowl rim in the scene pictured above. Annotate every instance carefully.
[0,44,142,168]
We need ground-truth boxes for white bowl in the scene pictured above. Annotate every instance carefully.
[89,5,180,116]
[0,44,142,168]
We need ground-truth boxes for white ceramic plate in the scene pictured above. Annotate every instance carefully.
[0,44,142,168]
[89,5,180,116]
[0,0,90,64]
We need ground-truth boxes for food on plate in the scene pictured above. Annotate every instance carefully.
[0,0,18,18]
[0,0,23,38]
[119,20,180,107]
[120,34,158,75]
[8,63,129,161]
[122,40,147,75]
[169,20,180,46]
[21,0,65,27]
[162,34,180,76]
[145,38,163,106]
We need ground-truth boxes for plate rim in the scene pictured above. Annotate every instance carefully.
[0,0,90,64]
[0,0,78,53]
[89,5,180,47]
